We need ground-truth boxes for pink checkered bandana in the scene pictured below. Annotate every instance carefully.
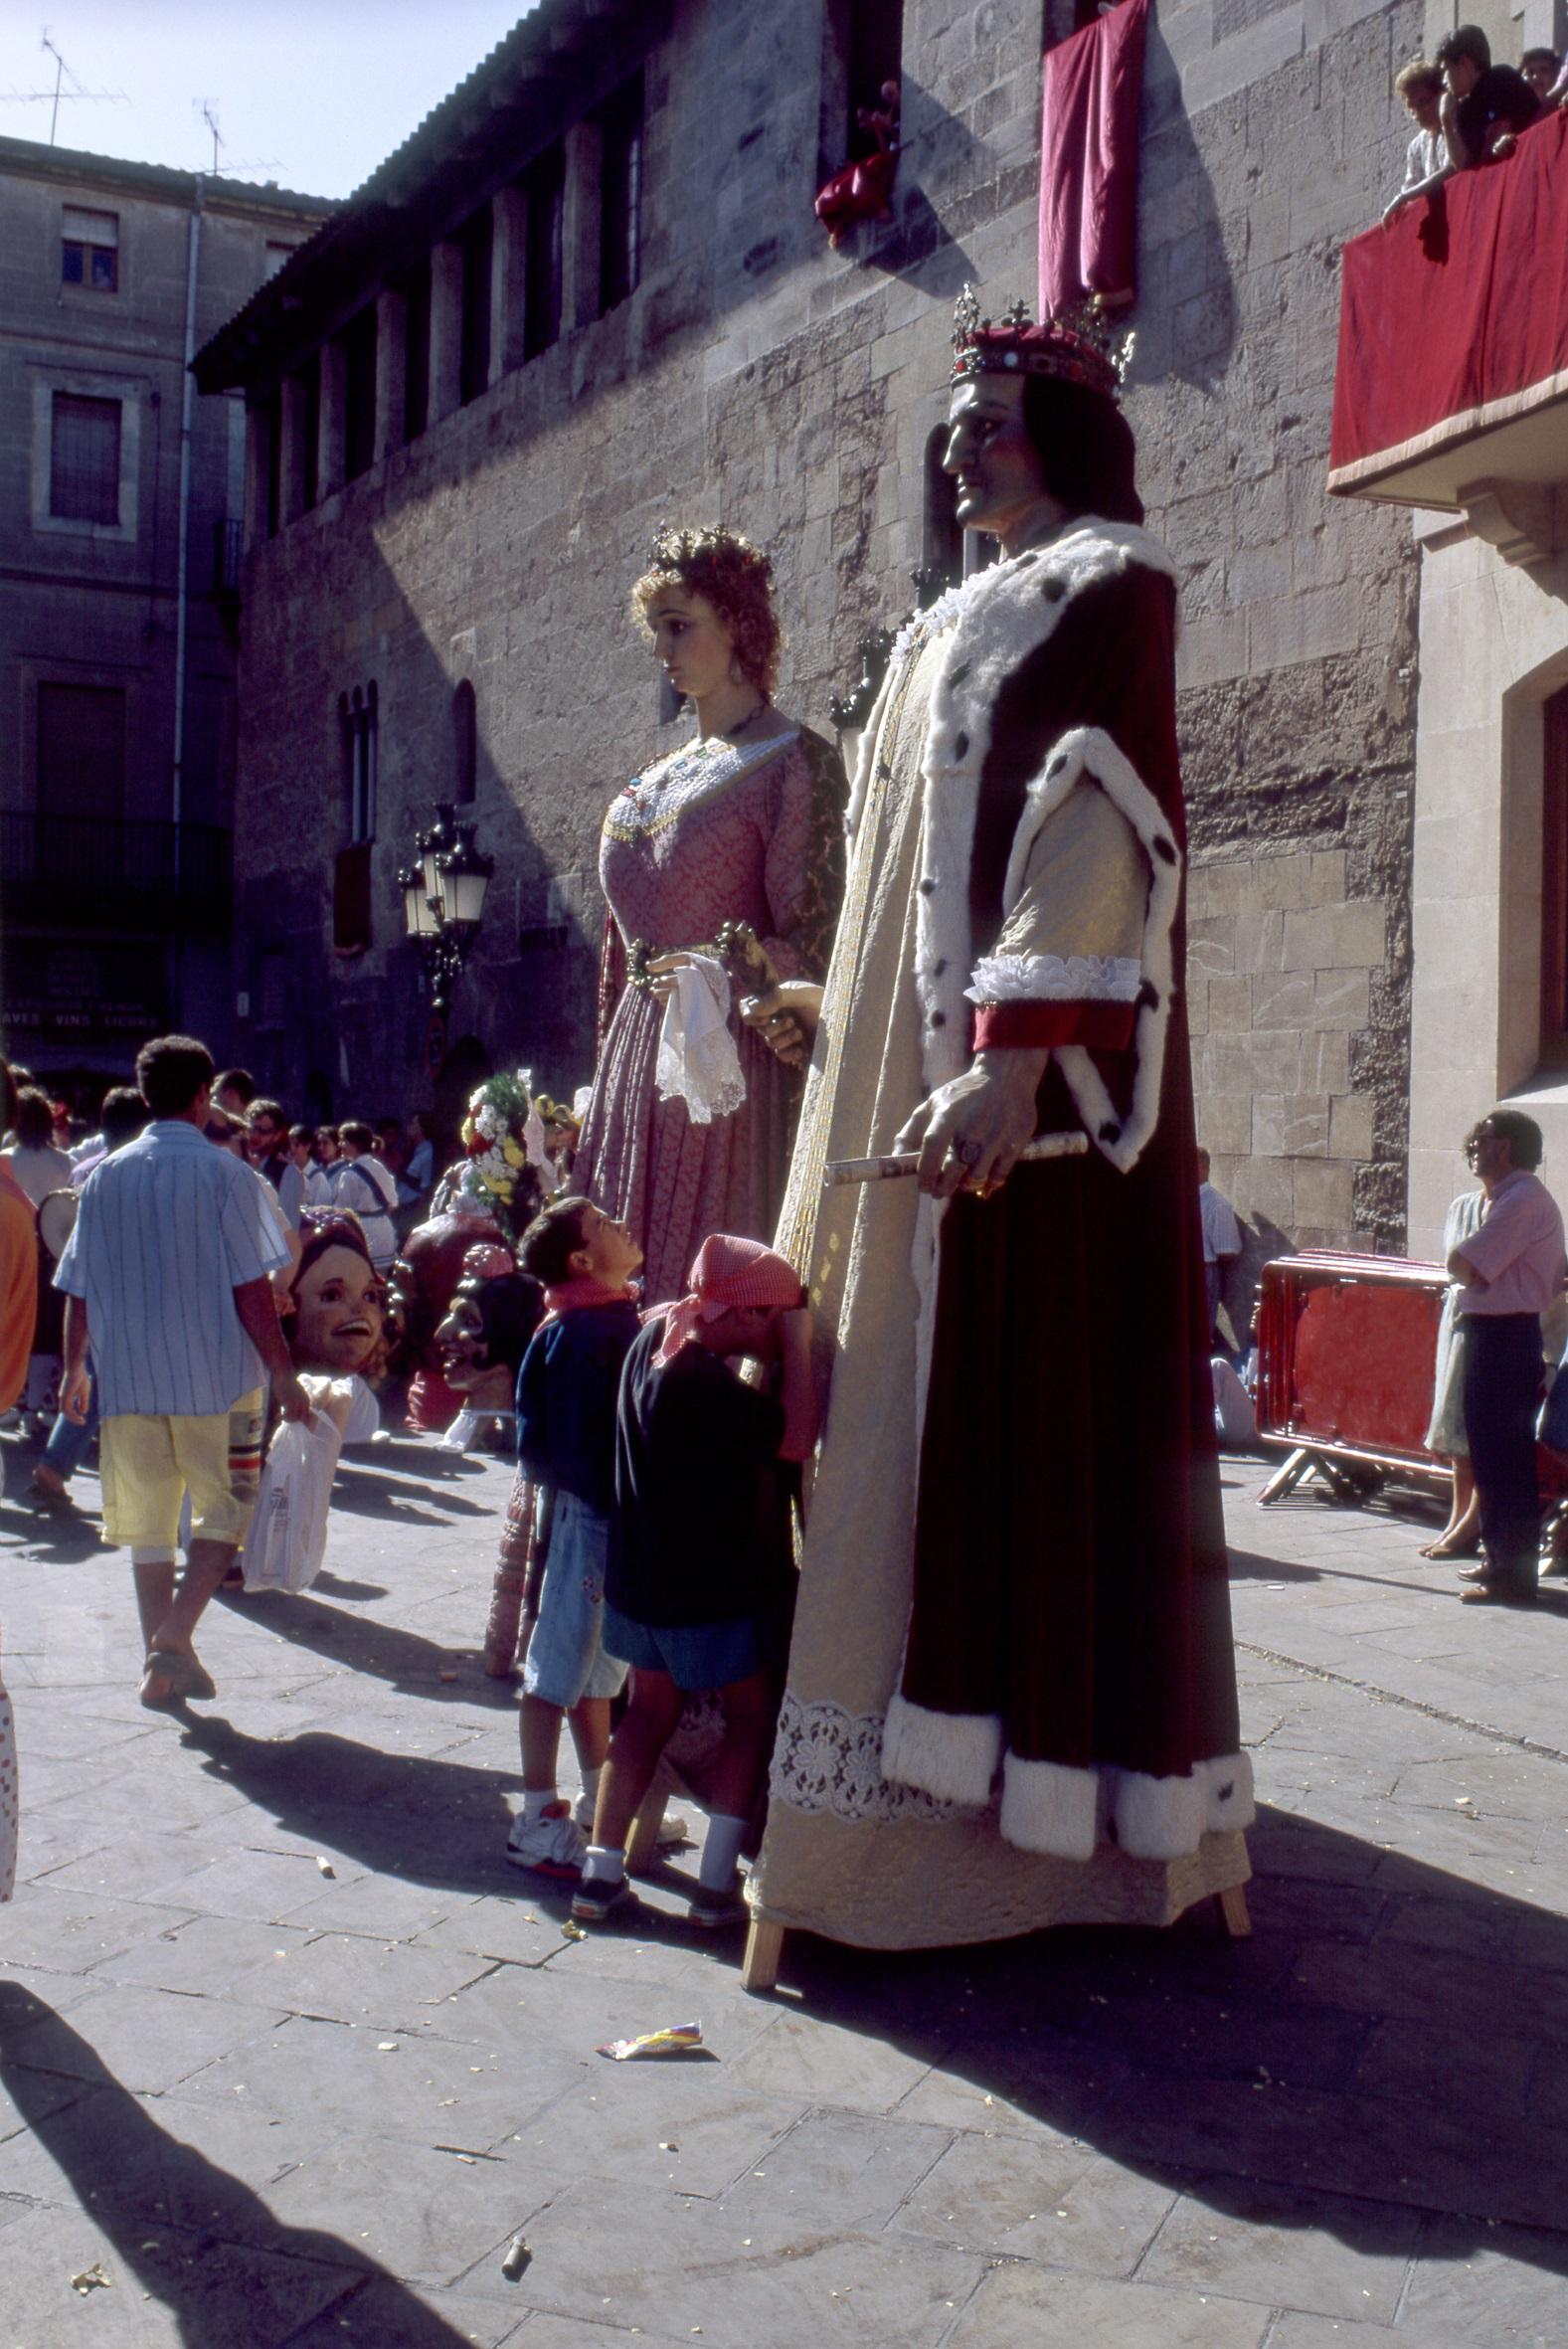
[651,1232,802,1368]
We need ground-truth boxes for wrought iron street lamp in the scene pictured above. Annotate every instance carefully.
[401,802,493,1014]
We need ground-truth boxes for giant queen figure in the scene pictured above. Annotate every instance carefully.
[749,293,1253,1950]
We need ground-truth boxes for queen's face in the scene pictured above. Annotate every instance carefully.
[292,1243,385,1372]
[646,585,735,705]
[944,374,1049,541]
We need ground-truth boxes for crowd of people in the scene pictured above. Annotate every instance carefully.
[1384,24,1566,225]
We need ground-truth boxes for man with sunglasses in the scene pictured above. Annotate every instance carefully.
[1449,1111,1566,1604]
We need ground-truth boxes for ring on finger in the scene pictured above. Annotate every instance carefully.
[951,1137,985,1170]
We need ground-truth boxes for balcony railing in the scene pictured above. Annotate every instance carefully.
[1329,111,1568,549]
[0,813,233,935]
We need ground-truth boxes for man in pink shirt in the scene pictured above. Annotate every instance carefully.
[1449,1110,1567,1603]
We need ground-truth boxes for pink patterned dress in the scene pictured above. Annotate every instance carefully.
[573,717,845,1305]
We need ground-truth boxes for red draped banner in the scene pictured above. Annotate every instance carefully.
[1038,0,1148,320]
[1329,110,1568,492]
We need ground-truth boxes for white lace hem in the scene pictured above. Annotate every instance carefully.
[770,1692,981,1824]
[654,955,747,1126]
[964,952,1141,1005]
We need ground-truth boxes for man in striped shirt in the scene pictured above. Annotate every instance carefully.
[56,1035,311,1707]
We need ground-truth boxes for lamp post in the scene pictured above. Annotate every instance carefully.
[400,802,493,1031]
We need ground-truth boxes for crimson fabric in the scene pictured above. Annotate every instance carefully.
[908,561,1241,1782]
[1038,0,1148,317]
[971,998,1137,1052]
[1329,110,1568,486]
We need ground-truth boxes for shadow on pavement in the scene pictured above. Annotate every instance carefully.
[328,1463,495,1527]
[176,1716,524,1897]
[0,1987,484,2346]
[763,1801,1568,2273]
[215,1585,512,1705]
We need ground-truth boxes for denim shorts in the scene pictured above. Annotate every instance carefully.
[523,1492,628,1710]
[601,1601,786,1693]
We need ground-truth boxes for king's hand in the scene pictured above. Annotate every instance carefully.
[895,1048,1051,1198]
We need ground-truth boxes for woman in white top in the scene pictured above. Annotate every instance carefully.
[331,1121,399,1268]
[1,1088,73,1210]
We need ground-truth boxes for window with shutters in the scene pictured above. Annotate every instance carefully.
[597,75,643,315]
[50,392,121,525]
[340,684,378,844]
[61,205,118,292]
[523,146,564,359]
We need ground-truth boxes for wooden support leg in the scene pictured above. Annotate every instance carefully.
[1257,1446,1314,1506]
[742,1917,784,1994]
[1217,1882,1252,1937]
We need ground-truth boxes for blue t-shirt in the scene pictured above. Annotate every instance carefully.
[515,1298,642,1517]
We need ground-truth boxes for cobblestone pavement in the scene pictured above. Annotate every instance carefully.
[1,1427,1566,2347]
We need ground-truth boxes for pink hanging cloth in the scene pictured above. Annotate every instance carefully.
[1038,0,1149,318]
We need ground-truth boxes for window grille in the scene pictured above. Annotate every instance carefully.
[50,391,121,524]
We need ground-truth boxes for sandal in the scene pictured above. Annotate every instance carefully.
[142,1650,218,1704]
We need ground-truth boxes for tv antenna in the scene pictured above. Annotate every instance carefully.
[199,98,223,173]
[0,32,128,143]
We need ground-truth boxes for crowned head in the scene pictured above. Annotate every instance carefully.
[950,286,1132,402]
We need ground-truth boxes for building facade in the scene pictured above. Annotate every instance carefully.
[0,136,330,1089]
[193,0,1562,1265]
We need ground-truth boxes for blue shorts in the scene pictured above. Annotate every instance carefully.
[601,1601,785,1692]
[523,1493,628,1710]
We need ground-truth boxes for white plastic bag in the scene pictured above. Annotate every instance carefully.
[243,1410,342,1594]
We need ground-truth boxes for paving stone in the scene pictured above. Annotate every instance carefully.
[0,1885,203,1975]
[282,1870,474,1942]
[0,2200,362,2347]
[895,2124,1178,2276]
[721,2108,954,2232]
[3,1979,289,2096]
[267,2134,557,2286]
[455,2174,986,2342]
[224,1929,495,2031]
[175,2011,583,2151]
[1138,2184,1418,2321]
[1399,2215,1568,2345]
[434,1949,780,2061]
[413,1895,597,1967]
[724,2008,947,2113]
[285,2277,531,2344]
[945,2265,1273,2346]
[87,1912,318,1999]
[501,2071,810,2200]
[136,1844,373,1921]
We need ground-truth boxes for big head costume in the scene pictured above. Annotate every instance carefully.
[749,294,1252,1949]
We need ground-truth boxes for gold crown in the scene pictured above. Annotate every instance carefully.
[951,286,1134,400]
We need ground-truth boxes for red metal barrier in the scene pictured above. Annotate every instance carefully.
[1256,1253,1568,1501]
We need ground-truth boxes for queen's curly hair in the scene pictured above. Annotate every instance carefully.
[632,524,782,697]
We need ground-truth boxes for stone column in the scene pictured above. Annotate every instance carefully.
[489,185,529,384]
[317,335,347,499]
[429,239,464,423]
[278,371,308,524]
[375,285,408,458]
[562,115,605,331]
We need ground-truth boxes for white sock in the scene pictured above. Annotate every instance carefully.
[522,1787,558,1824]
[698,1813,749,1893]
[582,1843,625,1887]
[579,1764,603,1810]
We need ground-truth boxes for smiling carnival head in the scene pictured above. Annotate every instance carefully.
[286,1210,388,1378]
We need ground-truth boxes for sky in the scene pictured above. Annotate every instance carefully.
[0,3,541,199]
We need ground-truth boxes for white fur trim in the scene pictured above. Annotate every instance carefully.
[999,1752,1101,1860]
[1197,1748,1256,1833]
[908,524,1181,1173]
[1110,1766,1209,1861]
[965,951,1141,1005]
[881,1690,1001,1807]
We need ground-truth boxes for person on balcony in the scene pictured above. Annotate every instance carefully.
[1520,48,1560,104]
[1382,61,1448,226]
[1385,27,1538,223]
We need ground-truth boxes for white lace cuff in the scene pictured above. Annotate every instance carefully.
[964,952,1141,1005]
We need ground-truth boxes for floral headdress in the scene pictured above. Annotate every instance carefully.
[454,1070,548,1246]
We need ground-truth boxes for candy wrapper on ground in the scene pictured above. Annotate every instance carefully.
[596,2021,703,2061]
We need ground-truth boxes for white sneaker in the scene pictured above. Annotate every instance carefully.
[505,1801,588,1879]
[570,1787,693,1846]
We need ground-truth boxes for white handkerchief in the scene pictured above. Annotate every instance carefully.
[654,953,747,1125]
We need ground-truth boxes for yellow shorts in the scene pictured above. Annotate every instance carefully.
[99,1390,265,1551]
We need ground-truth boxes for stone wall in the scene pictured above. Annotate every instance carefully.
[225,0,1426,1250]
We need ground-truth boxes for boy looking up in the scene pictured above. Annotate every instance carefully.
[574,1235,816,1929]
[507,1197,644,1876]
